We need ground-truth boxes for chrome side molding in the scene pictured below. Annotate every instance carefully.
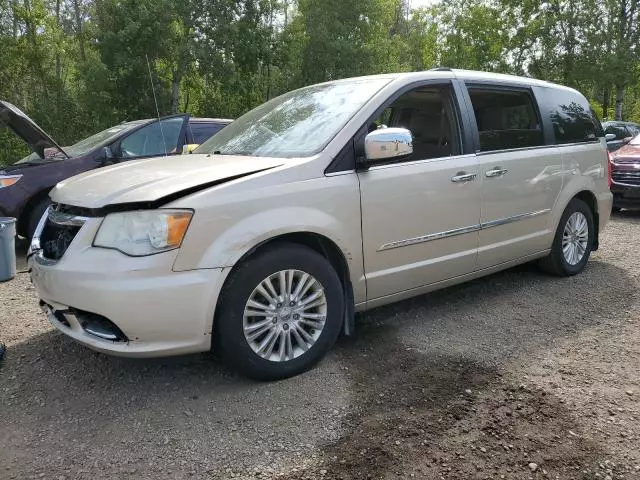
[379,224,481,251]
[378,209,551,251]
[480,209,550,229]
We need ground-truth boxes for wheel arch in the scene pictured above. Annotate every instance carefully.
[216,232,356,336]
[551,180,601,252]
[16,188,51,238]
[572,190,600,251]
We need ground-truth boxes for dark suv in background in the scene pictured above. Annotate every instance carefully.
[0,100,231,237]
[603,120,640,152]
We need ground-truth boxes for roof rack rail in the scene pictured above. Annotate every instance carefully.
[430,67,452,71]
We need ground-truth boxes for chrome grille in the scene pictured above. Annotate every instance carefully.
[612,171,640,186]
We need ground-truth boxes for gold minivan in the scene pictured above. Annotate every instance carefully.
[29,69,612,379]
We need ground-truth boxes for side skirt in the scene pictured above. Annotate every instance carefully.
[355,250,550,312]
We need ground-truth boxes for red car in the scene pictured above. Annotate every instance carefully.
[610,133,640,211]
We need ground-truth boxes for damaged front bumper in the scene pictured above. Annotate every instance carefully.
[29,213,226,357]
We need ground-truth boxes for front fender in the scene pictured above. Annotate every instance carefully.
[171,173,366,303]
[180,207,357,268]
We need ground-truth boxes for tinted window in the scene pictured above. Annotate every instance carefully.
[468,87,543,152]
[368,85,461,160]
[188,122,225,144]
[543,88,602,144]
[120,117,185,158]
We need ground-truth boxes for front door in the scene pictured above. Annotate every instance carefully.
[358,82,481,300]
[463,85,563,269]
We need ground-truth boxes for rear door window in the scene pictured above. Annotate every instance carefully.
[542,88,601,144]
[467,87,544,152]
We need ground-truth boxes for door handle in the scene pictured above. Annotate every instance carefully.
[485,167,508,178]
[451,172,477,183]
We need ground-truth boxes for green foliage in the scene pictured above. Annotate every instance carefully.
[1,0,639,166]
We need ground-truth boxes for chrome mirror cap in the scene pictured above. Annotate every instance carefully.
[364,127,413,162]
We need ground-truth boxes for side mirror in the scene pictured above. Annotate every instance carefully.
[182,144,199,155]
[363,127,413,164]
[605,133,617,142]
[96,146,115,165]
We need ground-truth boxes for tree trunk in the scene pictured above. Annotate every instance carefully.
[603,87,610,120]
[284,0,288,26]
[615,83,624,120]
[55,0,61,82]
[11,0,18,37]
[170,69,182,114]
[22,0,49,97]
[73,0,86,62]
[183,88,190,114]
[23,0,35,42]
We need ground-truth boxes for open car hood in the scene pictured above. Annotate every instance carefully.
[0,100,68,159]
[51,153,285,209]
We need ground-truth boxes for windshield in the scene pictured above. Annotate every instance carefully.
[15,149,66,165]
[15,121,144,164]
[64,122,143,157]
[195,78,390,158]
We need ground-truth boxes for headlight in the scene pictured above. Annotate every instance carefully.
[94,209,193,256]
[0,175,22,188]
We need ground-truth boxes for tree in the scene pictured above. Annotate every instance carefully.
[2,0,640,167]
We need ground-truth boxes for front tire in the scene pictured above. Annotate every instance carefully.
[215,243,344,380]
[539,198,594,276]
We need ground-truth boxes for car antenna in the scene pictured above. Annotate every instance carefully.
[146,54,168,157]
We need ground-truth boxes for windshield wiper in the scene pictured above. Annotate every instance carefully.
[207,150,254,157]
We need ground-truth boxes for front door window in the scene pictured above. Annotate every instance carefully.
[120,117,185,158]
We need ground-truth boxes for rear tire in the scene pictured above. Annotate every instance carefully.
[215,243,344,381]
[539,198,594,276]
[27,197,51,240]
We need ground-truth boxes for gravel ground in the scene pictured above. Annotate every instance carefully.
[1,214,640,480]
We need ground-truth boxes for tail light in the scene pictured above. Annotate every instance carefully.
[607,151,613,188]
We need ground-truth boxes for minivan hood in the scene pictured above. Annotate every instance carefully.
[51,154,285,209]
[0,100,68,159]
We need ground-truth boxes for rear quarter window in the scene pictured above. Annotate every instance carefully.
[542,88,603,144]
[188,122,226,144]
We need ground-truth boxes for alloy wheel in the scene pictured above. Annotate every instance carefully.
[562,211,589,265]
[242,269,327,362]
